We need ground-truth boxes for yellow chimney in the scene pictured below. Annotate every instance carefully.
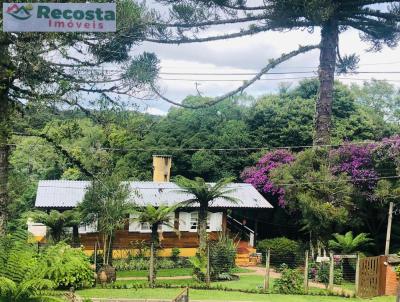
[153,155,172,182]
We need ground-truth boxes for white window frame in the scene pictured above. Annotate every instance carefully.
[79,219,98,234]
[140,222,152,233]
[189,211,211,232]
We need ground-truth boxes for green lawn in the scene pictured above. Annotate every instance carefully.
[116,267,253,278]
[90,275,348,294]
[77,288,395,302]
[117,267,192,278]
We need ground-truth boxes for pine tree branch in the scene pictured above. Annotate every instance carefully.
[145,24,274,44]
[151,44,319,109]
[354,9,400,21]
[151,15,267,28]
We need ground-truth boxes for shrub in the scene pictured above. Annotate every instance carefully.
[273,268,304,294]
[309,261,344,286]
[171,247,180,262]
[256,237,301,267]
[113,257,191,271]
[209,234,237,279]
[0,230,59,302]
[37,243,94,289]
[276,263,289,273]
[189,253,207,282]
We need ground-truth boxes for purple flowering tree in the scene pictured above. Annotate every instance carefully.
[241,149,295,207]
[329,143,378,192]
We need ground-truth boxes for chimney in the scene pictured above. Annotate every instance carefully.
[152,155,172,182]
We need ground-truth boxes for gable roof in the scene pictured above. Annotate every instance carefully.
[35,180,273,209]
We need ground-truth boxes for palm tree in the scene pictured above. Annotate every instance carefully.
[133,204,179,287]
[26,209,81,243]
[328,231,372,254]
[329,231,373,280]
[175,176,237,254]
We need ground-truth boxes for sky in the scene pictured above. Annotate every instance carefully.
[134,3,400,116]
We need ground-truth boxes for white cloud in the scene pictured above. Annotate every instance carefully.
[145,106,167,116]
[132,9,400,112]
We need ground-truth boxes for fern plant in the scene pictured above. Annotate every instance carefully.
[328,231,372,253]
[35,243,94,289]
[0,230,63,302]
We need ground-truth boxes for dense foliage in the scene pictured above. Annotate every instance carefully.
[273,268,304,294]
[209,234,237,279]
[6,79,400,252]
[243,134,400,252]
[0,231,92,301]
[36,243,94,289]
[256,237,301,266]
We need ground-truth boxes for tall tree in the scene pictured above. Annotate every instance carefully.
[133,204,178,287]
[351,79,400,123]
[149,0,400,144]
[0,0,159,234]
[78,174,132,267]
[175,176,237,254]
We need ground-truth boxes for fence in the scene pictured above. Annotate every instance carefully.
[262,249,358,294]
[172,287,189,302]
[358,256,380,297]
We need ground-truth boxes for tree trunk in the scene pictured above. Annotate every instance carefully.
[315,20,338,145]
[198,203,208,255]
[72,225,80,247]
[149,222,160,288]
[103,233,108,266]
[0,36,12,235]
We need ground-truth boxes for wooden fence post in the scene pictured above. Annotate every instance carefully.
[304,250,309,292]
[355,253,360,296]
[329,252,334,291]
[264,249,270,291]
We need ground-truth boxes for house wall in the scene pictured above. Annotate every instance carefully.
[80,230,221,257]
[79,211,228,258]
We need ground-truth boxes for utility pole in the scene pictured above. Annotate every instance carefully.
[385,202,394,256]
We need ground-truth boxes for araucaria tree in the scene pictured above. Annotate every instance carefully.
[78,174,132,267]
[175,176,237,254]
[0,0,159,234]
[149,0,400,144]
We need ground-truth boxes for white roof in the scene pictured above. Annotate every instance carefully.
[35,180,273,209]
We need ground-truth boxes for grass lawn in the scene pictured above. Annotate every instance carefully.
[117,267,192,278]
[91,275,344,294]
[77,288,395,302]
[116,267,253,278]
[340,281,356,292]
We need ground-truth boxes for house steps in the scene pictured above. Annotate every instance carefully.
[235,240,257,267]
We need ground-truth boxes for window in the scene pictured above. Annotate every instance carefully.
[189,212,210,232]
[140,222,151,233]
[190,212,198,230]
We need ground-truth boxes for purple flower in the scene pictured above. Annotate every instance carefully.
[241,149,295,207]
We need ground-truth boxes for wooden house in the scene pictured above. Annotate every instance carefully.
[31,156,273,264]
